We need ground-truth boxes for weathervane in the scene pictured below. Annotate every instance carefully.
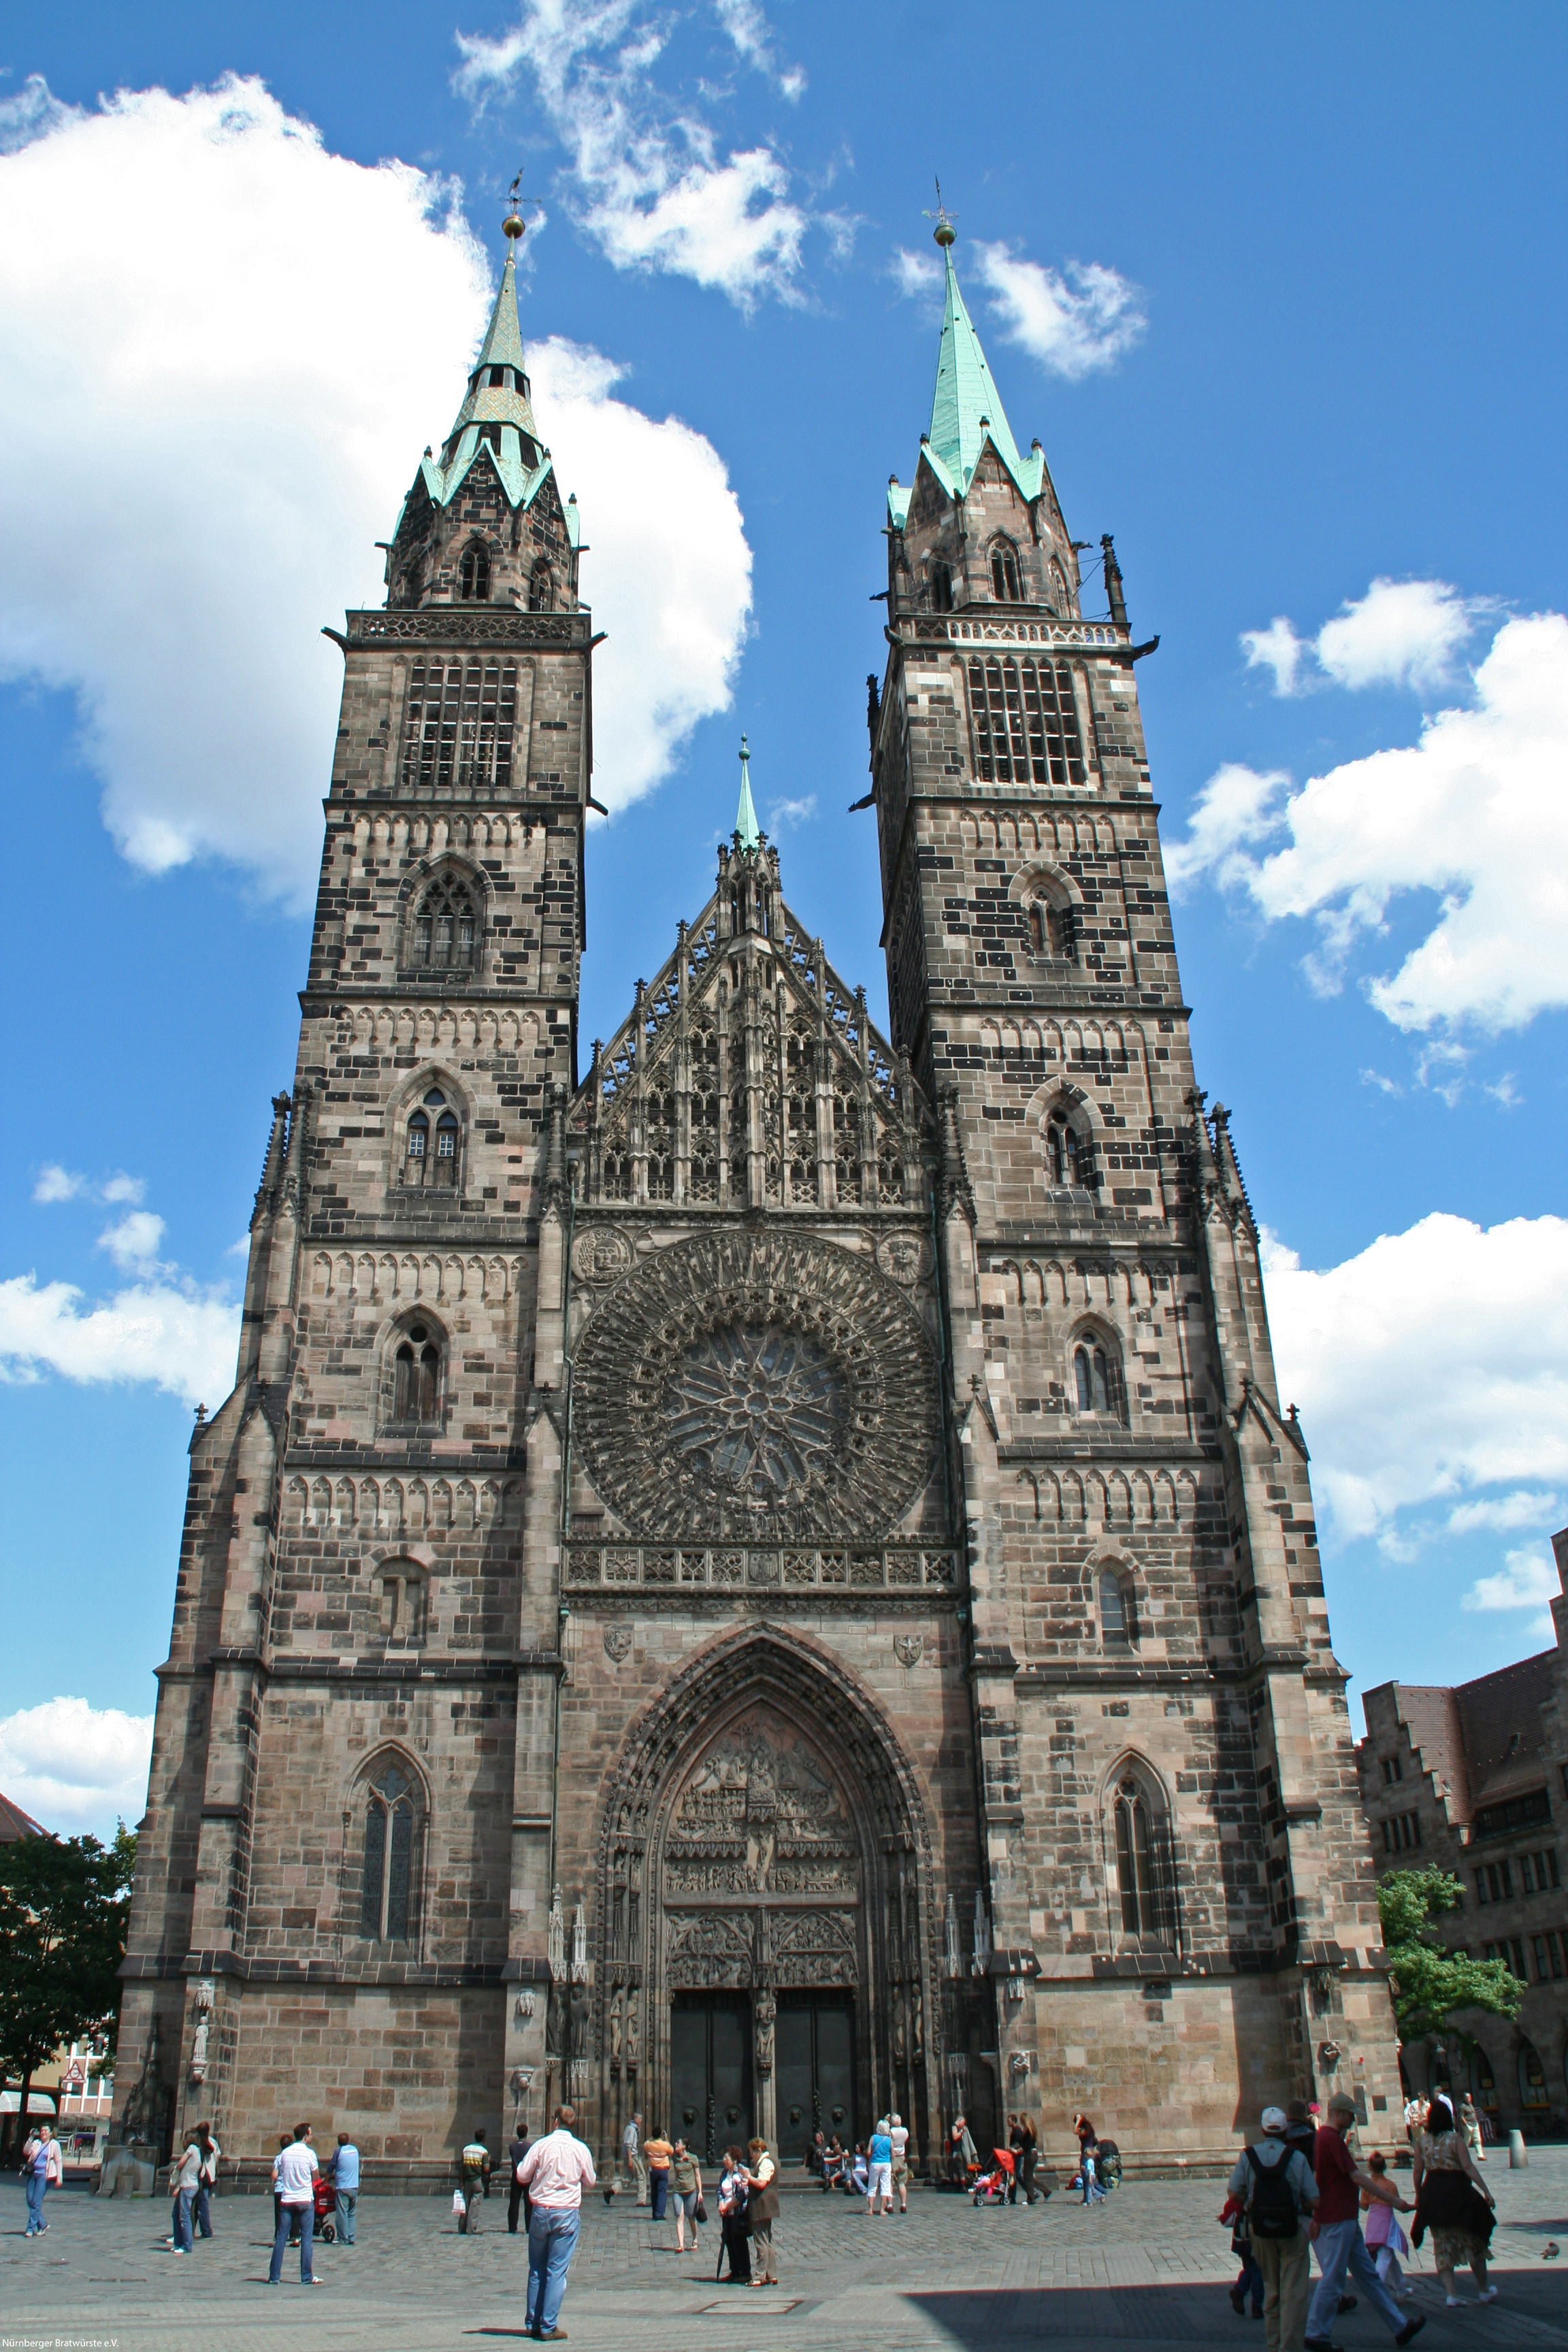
[503,165,527,245]
[923,176,957,249]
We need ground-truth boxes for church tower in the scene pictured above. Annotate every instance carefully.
[112,214,593,2174]
[868,213,1401,2138]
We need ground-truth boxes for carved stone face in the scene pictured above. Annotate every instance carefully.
[572,1232,938,1541]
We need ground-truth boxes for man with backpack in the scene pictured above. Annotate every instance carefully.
[1226,2106,1320,2352]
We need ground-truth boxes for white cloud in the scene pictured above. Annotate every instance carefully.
[1446,1491,1561,1537]
[1166,612,1568,1032]
[1461,1546,1560,1646]
[0,1698,154,1839]
[1261,1212,1568,1541]
[766,793,816,830]
[713,0,806,97]
[99,1174,146,1207]
[1241,617,1306,696]
[890,244,941,303]
[33,1164,85,1204]
[0,1274,238,1405]
[970,243,1146,381]
[97,1210,167,1273]
[1358,1068,1403,1097]
[527,338,751,810]
[0,76,753,898]
[454,3,813,311]
[33,1166,148,1207]
[1485,1073,1522,1109]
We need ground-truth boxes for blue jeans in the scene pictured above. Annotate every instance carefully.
[195,2182,213,2237]
[172,2185,196,2250]
[336,2187,357,2243]
[1307,2219,1406,2340]
[650,2168,668,2219]
[24,2171,47,2232]
[526,2206,581,2336]
[269,2198,315,2283]
[1235,2246,1264,2313]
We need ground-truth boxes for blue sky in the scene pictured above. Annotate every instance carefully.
[1,1,1564,1834]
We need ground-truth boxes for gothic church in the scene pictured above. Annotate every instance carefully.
[113,209,1399,2184]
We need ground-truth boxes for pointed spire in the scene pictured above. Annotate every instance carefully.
[442,245,541,456]
[734,734,761,853]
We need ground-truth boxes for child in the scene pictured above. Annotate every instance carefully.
[1362,2153,1414,2299]
[1218,2188,1264,2318]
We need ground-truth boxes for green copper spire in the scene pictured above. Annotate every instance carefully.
[734,734,762,852]
[890,220,1045,523]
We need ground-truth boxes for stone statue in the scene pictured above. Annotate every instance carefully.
[625,1991,640,2069]
[546,1979,568,2061]
[189,2019,210,2081]
[570,1901,587,1980]
[568,1978,591,2063]
[610,1988,623,2064]
[755,1988,776,2078]
[943,1893,962,1980]
[972,1891,992,1976]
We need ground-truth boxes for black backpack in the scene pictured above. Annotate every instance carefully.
[1245,2146,1301,2239]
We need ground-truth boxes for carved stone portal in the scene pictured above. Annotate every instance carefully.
[663,1705,858,1898]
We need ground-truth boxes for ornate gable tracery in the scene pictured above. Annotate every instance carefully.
[570,839,928,1211]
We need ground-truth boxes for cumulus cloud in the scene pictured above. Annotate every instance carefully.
[1260,1213,1568,1542]
[455,2,814,310]
[97,1211,167,1273]
[0,1274,238,1405]
[1244,577,1486,698]
[890,243,941,303]
[971,244,1146,380]
[1166,612,1568,1032]
[1446,1491,1561,1537]
[0,1698,154,1839]
[1461,1546,1561,1646]
[713,0,806,97]
[766,793,816,830]
[0,76,752,900]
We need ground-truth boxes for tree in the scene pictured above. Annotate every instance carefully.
[0,1825,135,2144]
[1377,1866,1523,2042]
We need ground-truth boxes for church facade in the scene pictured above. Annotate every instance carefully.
[112,215,1399,2185]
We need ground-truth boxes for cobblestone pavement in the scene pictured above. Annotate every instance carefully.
[5,2151,1566,2352]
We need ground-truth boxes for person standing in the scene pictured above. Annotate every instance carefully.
[1412,2094,1497,2308]
[195,2121,220,2240]
[508,2125,532,2236]
[517,2103,596,2342]
[1457,2094,1485,2163]
[22,2121,58,2237]
[745,2138,780,2287]
[1362,2153,1412,2299]
[948,2112,975,2185]
[889,2112,911,2213]
[670,2136,702,2254]
[1016,2112,1039,2207]
[459,2128,493,2234]
[330,2132,359,2246]
[267,2123,323,2287]
[622,2111,647,2205]
[643,2125,672,2221]
[1304,2093,1422,2352]
[169,2127,203,2254]
[866,2118,894,2216]
[1225,2105,1318,2352]
[717,2146,751,2283]
[273,2134,302,2246]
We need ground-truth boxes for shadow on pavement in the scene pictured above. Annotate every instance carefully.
[906,2272,1568,2348]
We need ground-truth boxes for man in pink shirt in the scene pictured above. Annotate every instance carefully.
[516,2104,596,2341]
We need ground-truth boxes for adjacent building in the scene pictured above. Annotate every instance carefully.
[1356,1528,1568,2137]
[110,210,1400,2186]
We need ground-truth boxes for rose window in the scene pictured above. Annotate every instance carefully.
[662,1324,847,1506]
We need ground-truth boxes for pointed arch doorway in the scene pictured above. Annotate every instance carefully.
[596,1630,936,2168]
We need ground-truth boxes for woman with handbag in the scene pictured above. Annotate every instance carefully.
[1413,2095,1497,2306]
[717,2146,751,2284]
[670,2136,703,2255]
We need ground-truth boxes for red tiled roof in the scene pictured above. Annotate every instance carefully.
[0,1790,47,1842]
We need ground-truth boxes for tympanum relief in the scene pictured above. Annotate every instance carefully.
[663,1708,859,1900]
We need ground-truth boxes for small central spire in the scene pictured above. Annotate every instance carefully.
[735,734,761,852]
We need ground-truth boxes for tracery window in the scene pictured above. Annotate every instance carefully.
[643,1084,675,1202]
[380,1567,427,1642]
[404,1090,461,1189]
[392,1324,442,1423]
[459,543,491,602]
[1074,1336,1112,1416]
[1113,1774,1163,1939]
[689,1025,720,1204]
[1046,1108,1090,1188]
[1028,900,1075,960]
[785,1024,819,1205]
[361,1763,417,1942]
[969,656,1085,787]
[412,877,478,970]
[400,660,518,794]
[1098,1566,1134,1645]
[991,542,1022,600]
[527,559,554,612]
[832,1090,863,1207]
[930,560,954,613]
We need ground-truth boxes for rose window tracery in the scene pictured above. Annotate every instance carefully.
[662,1324,847,1505]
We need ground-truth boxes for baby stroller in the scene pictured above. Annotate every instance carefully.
[1097,2140,1123,2190]
[972,2149,1016,2205]
[312,2170,338,2242]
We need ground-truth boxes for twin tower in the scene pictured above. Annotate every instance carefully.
[113,217,1398,2183]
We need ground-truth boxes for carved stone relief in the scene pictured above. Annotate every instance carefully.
[572,1232,939,1541]
[572,1227,633,1285]
[894,1632,924,1668]
[603,1624,633,1665]
[772,1908,858,1987]
[875,1231,934,1288]
[667,1910,756,1989]
[663,1706,858,1899]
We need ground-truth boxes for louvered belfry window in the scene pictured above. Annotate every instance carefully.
[401,659,518,792]
[969,656,1085,787]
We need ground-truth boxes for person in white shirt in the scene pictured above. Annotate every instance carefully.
[267,2123,324,2287]
[889,2112,911,2213]
[195,2122,220,2240]
[517,2104,596,2340]
[168,2132,203,2253]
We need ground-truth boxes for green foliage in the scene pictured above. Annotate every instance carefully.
[0,1827,135,2089]
[1377,1867,1524,2041]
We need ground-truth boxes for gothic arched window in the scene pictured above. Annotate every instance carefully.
[459,543,491,603]
[1047,1108,1090,1189]
[528,559,554,613]
[1074,1337,1111,1415]
[404,1089,461,1189]
[361,1762,418,1942]
[1098,1566,1134,1645]
[412,876,478,970]
[1113,1774,1162,1938]
[991,542,1022,601]
[393,1324,442,1423]
[931,560,954,613]
[380,1567,427,1643]
[1028,898,1074,960]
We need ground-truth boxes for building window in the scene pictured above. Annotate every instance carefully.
[412,877,478,970]
[931,561,953,612]
[991,543,1022,600]
[1073,1333,1121,1420]
[459,543,491,602]
[528,559,554,612]
[380,1569,427,1643]
[1384,1810,1422,1854]
[393,1324,442,1422]
[1028,899,1075,960]
[969,655,1085,787]
[1382,1754,1403,1785]
[400,659,518,793]
[361,1763,416,1942]
[1047,1109,1090,1188]
[1098,1567,1133,1645]
[1520,1848,1560,1894]
[1471,1787,1550,1842]
[404,1090,461,1189]
[1113,1775,1164,1940]
[1519,2041,1550,2108]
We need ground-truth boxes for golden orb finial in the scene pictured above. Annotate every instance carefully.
[924,176,958,249]
[504,165,527,245]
